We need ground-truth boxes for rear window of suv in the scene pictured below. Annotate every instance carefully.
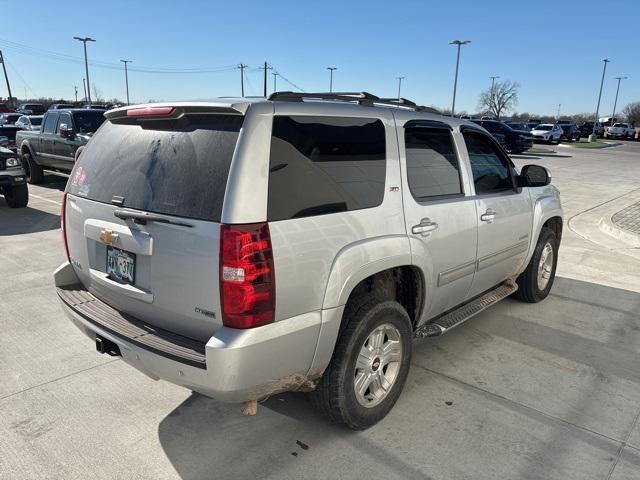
[67,114,243,222]
[267,115,386,221]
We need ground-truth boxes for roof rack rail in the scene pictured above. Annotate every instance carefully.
[268,91,440,114]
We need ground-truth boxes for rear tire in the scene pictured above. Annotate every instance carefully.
[310,295,412,430]
[4,183,29,208]
[513,227,558,303]
[23,153,43,184]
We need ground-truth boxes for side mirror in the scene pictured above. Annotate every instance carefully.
[520,164,551,187]
[59,124,74,138]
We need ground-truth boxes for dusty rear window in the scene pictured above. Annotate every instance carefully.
[67,114,243,222]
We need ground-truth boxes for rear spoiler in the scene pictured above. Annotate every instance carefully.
[105,101,250,123]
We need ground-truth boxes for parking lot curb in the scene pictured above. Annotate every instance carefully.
[598,217,640,248]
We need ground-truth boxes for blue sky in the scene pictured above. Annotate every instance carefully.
[1,0,638,115]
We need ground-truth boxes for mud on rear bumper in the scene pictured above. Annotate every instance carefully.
[54,261,323,403]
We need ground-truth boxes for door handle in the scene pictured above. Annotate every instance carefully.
[412,218,438,236]
[480,209,497,223]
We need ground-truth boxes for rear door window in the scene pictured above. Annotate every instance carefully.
[67,114,243,222]
[42,113,58,134]
[267,115,386,221]
[405,127,462,199]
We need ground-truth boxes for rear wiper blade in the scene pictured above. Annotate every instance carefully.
[114,209,194,228]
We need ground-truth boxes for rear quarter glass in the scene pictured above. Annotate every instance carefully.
[67,114,243,222]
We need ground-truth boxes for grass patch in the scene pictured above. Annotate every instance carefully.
[526,147,555,154]
[568,139,616,149]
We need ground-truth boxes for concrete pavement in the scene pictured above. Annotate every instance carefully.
[1,143,640,480]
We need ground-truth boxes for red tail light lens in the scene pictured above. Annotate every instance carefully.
[126,106,175,117]
[220,223,275,329]
[61,192,70,260]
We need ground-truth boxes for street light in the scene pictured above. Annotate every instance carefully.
[73,36,95,104]
[272,71,279,93]
[450,40,470,116]
[489,75,500,91]
[120,59,131,105]
[590,58,609,141]
[327,67,337,93]
[611,76,628,124]
[396,76,405,103]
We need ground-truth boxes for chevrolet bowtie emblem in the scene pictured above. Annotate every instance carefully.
[99,229,118,245]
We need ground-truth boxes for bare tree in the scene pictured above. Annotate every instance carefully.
[623,102,640,125]
[478,80,519,119]
[92,83,103,103]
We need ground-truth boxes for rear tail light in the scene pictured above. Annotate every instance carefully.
[220,223,275,329]
[61,192,70,260]
[126,106,175,117]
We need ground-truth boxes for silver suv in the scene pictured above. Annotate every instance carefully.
[54,93,563,429]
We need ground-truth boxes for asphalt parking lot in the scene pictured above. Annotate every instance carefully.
[1,142,640,480]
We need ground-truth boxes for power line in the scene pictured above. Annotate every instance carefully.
[0,38,238,74]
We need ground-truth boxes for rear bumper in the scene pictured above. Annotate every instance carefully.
[54,261,323,403]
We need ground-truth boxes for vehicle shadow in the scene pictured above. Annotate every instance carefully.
[157,276,640,480]
[38,176,67,191]
[0,199,60,236]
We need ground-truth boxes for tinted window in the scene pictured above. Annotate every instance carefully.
[0,127,18,142]
[67,114,243,222]
[57,112,71,132]
[72,111,105,133]
[463,131,514,194]
[405,127,462,199]
[42,112,58,133]
[31,117,43,126]
[268,116,386,221]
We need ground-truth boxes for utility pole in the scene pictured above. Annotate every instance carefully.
[74,85,78,103]
[120,59,131,105]
[396,76,405,103]
[82,78,87,102]
[272,71,278,93]
[260,62,272,97]
[0,50,14,103]
[590,58,610,141]
[327,67,337,92]
[611,76,628,124]
[237,64,247,97]
[450,40,470,116]
[73,37,96,104]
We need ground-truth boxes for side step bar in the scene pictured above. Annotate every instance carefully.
[414,280,518,338]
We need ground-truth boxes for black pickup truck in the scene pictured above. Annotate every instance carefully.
[16,109,105,183]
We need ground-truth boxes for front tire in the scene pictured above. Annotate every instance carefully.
[514,227,558,303]
[4,184,29,208]
[310,296,413,430]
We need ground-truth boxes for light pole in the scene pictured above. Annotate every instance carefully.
[74,85,78,103]
[396,76,405,103]
[74,37,95,103]
[611,76,627,124]
[450,40,470,116]
[82,78,87,102]
[556,103,561,120]
[590,58,610,141]
[120,59,131,105]
[327,67,337,92]
[489,75,500,92]
[272,71,278,93]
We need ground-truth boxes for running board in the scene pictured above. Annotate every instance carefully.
[414,280,518,338]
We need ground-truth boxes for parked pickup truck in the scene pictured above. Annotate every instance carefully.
[16,109,105,184]
[54,94,563,429]
[605,123,635,139]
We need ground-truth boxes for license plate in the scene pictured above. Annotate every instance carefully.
[106,246,136,284]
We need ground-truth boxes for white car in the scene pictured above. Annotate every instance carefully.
[606,123,635,139]
[530,124,563,144]
[15,115,43,131]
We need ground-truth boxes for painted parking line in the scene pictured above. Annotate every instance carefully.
[29,193,62,206]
